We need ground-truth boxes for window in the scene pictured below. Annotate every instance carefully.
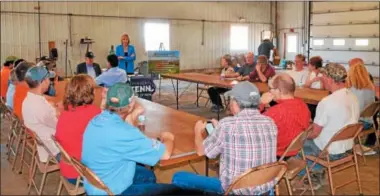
[144,22,170,51]
[286,35,297,53]
[230,25,248,50]
[313,39,324,46]
[262,30,272,40]
[356,39,369,46]
[333,39,345,46]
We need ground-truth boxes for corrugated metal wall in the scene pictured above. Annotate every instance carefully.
[1,1,272,75]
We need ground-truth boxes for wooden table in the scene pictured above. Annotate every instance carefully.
[48,80,206,168]
[162,73,329,110]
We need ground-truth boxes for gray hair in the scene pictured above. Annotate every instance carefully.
[232,97,259,109]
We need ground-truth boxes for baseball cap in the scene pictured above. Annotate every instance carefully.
[5,56,18,62]
[85,51,95,58]
[25,66,51,84]
[224,81,261,107]
[106,83,135,108]
[320,63,347,83]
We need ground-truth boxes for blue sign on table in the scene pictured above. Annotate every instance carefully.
[129,76,156,101]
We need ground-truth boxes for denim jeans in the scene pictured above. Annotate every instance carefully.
[298,140,346,176]
[171,171,224,194]
[120,165,180,195]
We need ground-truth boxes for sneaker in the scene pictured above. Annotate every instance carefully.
[211,106,224,113]
[364,150,377,156]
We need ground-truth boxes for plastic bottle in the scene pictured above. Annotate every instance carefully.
[137,115,146,132]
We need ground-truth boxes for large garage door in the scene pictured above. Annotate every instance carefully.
[310,2,379,77]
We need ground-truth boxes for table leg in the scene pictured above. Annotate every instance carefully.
[196,83,199,107]
[158,75,162,99]
[205,157,209,176]
[176,79,179,110]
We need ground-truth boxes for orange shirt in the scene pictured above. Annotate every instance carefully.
[1,66,12,98]
[13,82,29,119]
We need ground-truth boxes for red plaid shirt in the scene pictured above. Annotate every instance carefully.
[204,109,278,194]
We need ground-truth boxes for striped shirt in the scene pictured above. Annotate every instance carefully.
[204,109,278,194]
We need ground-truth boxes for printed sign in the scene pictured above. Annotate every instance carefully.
[147,51,180,74]
[129,76,156,101]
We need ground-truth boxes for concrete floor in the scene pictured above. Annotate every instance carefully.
[1,79,379,195]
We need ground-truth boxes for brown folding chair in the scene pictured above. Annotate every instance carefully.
[304,123,363,195]
[195,85,211,106]
[278,126,314,195]
[355,101,380,164]
[225,161,288,195]
[16,126,35,175]
[27,131,60,195]
[51,136,85,195]
[71,157,114,196]
[6,113,24,171]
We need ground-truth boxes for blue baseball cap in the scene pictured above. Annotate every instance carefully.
[25,66,51,84]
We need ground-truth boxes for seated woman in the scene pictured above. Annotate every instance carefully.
[346,61,377,154]
[303,56,324,89]
[55,74,102,185]
[207,55,235,112]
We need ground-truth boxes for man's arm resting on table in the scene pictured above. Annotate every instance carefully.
[308,123,323,139]
[225,72,240,78]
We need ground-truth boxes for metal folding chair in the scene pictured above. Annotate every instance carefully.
[71,157,114,196]
[355,101,380,164]
[225,161,288,196]
[51,136,85,195]
[278,126,314,195]
[303,123,363,195]
[27,131,60,195]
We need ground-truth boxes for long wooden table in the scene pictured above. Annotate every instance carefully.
[48,81,205,168]
[162,72,330,108]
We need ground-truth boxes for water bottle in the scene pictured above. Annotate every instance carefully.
[137,115,146,132]
[48,82,56,96]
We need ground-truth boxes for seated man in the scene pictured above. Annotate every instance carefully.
[286,54,309,87]
[5,69,18,109]
[22,66,61,163]
[81,83,179,195]
[172,81,278,195]
[1,56,17,99]
[260,73,311,159]
[224,52,256,79]
[95,54,128,88]
[242,55,275,83]
[302,63,359,187]
[76,52,102,78]
[13,62,33,119]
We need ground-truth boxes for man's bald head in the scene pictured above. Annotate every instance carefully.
[271,73,296,95]
[245,52,254,64]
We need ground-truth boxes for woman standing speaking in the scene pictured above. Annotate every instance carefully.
[116,33,136,75]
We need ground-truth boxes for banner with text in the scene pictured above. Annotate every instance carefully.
[147,51,180,75]
[130,76,156,101]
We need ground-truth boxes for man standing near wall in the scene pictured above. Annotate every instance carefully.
[258,39,277,60]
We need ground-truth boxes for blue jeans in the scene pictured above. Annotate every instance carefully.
[172,171,224,194]
[298,140,346,176]
[120,165,180,195]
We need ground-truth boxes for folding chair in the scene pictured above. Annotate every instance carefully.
[27,131,60,195]
[71,157,114,196]
[355,101,380,164]
[304,123,363,195]
[51,136,85,195]
[278,126,314,195]
[16,126,35,175]
[6,113,24,171]
[195,85,211,106]
[225,161,288,196]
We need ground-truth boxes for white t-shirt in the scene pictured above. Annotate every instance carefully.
[307,71,323,89]
[22,92,60,162]
[350,87,375,113]
[286,69,309,86]
[313,88,360,154]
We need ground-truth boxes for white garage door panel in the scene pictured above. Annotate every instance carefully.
[310,51,379,65]
[311,25,380,37]
[312,10,379,25]
[311,38,379,51]
[310,2,379,77]
[312,2,379,13]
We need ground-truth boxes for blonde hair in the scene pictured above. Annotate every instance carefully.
[346,62,374,90]
[120,33,130,45]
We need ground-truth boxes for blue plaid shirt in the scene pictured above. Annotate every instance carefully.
[204,109,278,194]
